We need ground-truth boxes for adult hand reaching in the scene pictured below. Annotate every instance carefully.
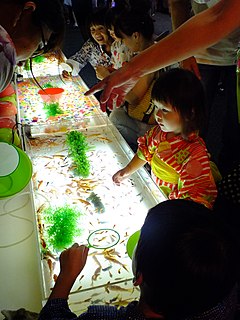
[85,63,140,112]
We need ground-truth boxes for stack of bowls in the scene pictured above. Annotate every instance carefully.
[0,84,20,146]
[0,83,17,117]
[0,101,17,117]
[0,127,20,146]
[0,142,32,198]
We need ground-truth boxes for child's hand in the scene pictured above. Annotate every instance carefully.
[95,65,111,80]
[60,62,74,79]
[112,169,129,185]
[48,244,89,300]
[62,70,72,79]
[59,243,89,281]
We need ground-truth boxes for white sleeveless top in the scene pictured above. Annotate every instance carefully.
[192,0,240,65]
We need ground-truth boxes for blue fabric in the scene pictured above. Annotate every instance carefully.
[39,286,237,320]
[39,300,146,320]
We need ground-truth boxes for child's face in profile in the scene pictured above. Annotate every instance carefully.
[90,24,110,45]
[154,100,182,135]
[121,32,140,52]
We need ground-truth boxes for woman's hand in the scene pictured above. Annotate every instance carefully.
[85,63,140,112]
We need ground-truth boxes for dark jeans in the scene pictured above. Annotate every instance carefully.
[198,64,240,173]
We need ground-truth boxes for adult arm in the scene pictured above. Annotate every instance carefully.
[169,0,201,78]
[86,0,240,110]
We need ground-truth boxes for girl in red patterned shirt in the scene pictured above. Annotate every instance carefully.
[112,68,220,209]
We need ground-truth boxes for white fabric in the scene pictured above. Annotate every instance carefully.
[192,0,240,65]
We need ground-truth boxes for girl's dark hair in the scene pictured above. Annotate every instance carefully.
[86,7,111,41]
[135,200,240,319]
[152,68,206,139]
[89,7,109,27]
[114,9,154,41]
[105,6,125,31]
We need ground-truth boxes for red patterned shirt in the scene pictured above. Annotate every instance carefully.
[137,126,217,209]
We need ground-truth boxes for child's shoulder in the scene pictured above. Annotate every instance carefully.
[146,125,166,142]
[187,135,209,157]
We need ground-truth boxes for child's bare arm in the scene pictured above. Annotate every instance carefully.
[112,154,146,185]
[95,65,111,80]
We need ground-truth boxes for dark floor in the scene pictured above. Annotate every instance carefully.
[62,11,172,88]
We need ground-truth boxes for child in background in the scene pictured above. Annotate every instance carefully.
[39,200,240,320]
[113,68,220,209]
[107,9,158,151]
[62,8,113,81]
[95,6,133,80]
